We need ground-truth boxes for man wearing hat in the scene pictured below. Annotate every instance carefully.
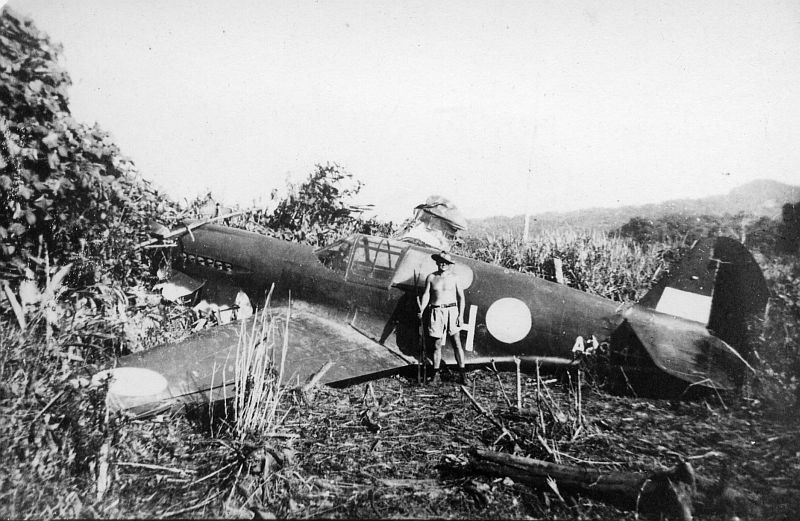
[418,251,467,384]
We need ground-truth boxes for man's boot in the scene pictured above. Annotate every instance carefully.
[456,368,468,386]
[430,369,441,385]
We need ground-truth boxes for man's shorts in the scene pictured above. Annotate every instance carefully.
[426,305,459,338]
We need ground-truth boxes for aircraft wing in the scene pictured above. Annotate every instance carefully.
[98,306,416,418]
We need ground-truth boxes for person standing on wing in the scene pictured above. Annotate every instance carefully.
[418,251,467,385]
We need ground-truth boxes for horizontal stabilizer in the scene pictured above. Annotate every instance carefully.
[620,304,754,390]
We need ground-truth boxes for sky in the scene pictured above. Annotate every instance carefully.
[4,0,800,222]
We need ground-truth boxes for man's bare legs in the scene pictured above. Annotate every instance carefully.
[431,336,444,383]
[430,334,467,384]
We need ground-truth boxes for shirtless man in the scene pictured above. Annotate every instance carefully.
[418,251,467,384]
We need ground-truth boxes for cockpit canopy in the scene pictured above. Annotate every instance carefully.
[317,235,408,287]
[316,234,474,291]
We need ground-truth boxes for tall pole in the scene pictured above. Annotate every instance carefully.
[523,167,531,242]
[523,107,538,243]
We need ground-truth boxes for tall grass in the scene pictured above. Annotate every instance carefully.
[752,255,800,384]
[458,229,684,302]
[0,313,112,517]
[233,287,289,440]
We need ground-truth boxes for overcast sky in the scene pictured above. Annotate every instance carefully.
[6,0,800,221]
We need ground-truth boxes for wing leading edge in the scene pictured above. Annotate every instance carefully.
[99,306,416,418]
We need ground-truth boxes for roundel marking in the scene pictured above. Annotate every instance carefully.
[485,297,532,344]
[452,264,475,290]
[92,367,169,397]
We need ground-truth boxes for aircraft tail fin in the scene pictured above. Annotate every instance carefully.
[638,236,769,358]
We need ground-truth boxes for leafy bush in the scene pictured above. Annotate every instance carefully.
[0,7,177,294]
[250,163,395,247]
[0,9,184,516]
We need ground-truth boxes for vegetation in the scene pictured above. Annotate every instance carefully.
[777,202,800,254]
[467,179,800,238]
[0,9,394,518]
[1,6,799,519]
[255,163,395,246]
[0,10,176,290]
[615,212,785,253]
[233,289,288,440]
[457,229,683,302]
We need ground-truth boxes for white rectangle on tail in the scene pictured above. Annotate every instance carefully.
[655,287,713,324]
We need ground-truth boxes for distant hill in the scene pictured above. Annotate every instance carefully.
[466,179,800,237]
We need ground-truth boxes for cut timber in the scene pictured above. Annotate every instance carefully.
[469,448,696,521]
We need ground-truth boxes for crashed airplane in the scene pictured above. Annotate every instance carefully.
[98,208,768,417]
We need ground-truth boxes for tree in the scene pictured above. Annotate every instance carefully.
[0,7,174,288]
[261,163,391,246]
[777,202,800,254]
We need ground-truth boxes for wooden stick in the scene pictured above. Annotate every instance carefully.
[535,361,546,434]
[414,271,426,384]
[185,461,238,488]
[301,361,334,393]
[32,389,66,424]
[116,462,196,474]
[514,357,522,411]
[3,281,26,330]
[576,368,583,428]
[459,385,516,442]
[470,449,695,521]
[367,381,378,407]
[159,491,222,518]
[489,360,513,408]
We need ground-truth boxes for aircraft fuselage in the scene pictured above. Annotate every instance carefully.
[174,225,623,367]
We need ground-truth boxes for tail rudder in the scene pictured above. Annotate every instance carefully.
[706,237,769,360]
[639,236,769,358]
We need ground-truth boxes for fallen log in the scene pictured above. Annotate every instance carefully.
[469,448,695,521]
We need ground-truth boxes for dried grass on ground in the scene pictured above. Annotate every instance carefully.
[84,368,800,520]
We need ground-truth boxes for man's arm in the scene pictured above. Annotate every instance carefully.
[418,275,433,317]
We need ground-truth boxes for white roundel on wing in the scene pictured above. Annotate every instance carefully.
[92,367,168,397]
[485,297,532,344]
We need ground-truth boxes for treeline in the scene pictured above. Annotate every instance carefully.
[615,207,800,255]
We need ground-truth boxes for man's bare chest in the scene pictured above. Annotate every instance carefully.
[430,274,457,292]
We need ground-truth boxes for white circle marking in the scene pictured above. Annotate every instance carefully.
[92,367,169,397]
[485,297,532,344]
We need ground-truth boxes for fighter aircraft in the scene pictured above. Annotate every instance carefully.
[98,218,768,417]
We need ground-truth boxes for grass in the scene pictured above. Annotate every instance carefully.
[233,287,289,439]
[0,279,295,518]
[457,229,685,302]
[0,317,110,518]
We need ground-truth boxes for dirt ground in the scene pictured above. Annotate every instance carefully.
[105,365,800,520]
